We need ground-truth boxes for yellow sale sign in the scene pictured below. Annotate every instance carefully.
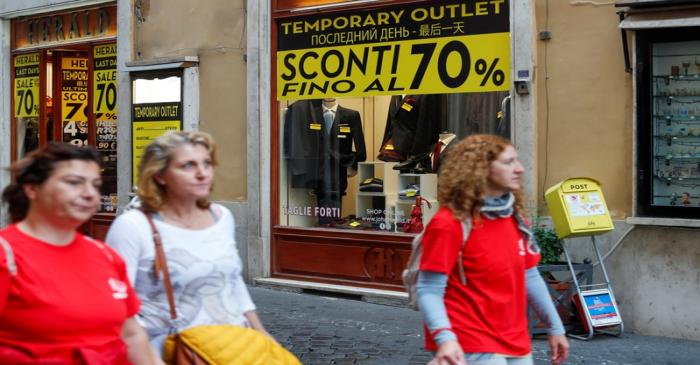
[13,53,40,117]
[277,33,509,100]
[276,0,510,100]
[94,43,117,114]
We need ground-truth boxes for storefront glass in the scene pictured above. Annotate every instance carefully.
[651,40,700,208]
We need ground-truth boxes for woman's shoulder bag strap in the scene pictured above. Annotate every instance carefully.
[143,212,178,320]
[0,235,17,276]
[456,218,472,285]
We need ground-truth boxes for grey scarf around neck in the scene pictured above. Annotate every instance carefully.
[481,193,540,254]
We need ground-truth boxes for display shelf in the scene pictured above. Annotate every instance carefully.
[357,191,387,197]
[653,135,700,140]
[653,134,700,138]
[653,115,700,122]
[355,162,399,231]
[356,162,398,195]
[397,173,437,201]
[646,35,700,209]
[653,75,700,81]
[393,173,438,232]
[653,95,700,99]
[654,155,700,160]
[655,175,700,181]
[353,163,440,232]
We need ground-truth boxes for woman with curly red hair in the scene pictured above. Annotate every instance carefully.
[417,134,569,365]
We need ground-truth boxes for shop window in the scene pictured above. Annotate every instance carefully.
[276,0,511,233]
[636,28,700,218]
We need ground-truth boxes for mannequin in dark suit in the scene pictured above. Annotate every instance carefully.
[283,99,323,189]
[382,94,444,157]
[317,101,367,194]
[283,99,367,223]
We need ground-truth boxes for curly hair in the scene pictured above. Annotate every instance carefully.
[137,131,218,213]
[2,142,102,222]
[438,134,524,221]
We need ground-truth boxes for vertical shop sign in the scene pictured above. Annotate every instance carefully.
[276,0,510,100]
[61,57,89,146]
[94,43,117,114]
[94,43,118,212]
[14,53,40,117]
[132,102,182,184]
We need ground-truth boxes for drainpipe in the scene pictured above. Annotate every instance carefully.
[618,10,632,73]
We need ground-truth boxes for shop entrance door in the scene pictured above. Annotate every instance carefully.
[51,49,116,239]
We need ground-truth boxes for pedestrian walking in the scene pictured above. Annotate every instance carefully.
[105,131,275,356]
[417,134,569,365]
[0,143,161,364]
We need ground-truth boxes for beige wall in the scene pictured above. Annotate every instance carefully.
[136,0,248,201]
[534,1,633,218]
[607,226,700,339]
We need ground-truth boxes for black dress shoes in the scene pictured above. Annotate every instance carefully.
[393,153,432,173]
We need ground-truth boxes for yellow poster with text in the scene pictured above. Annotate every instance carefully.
[14,53,40,117]
[132,121,181,184]
[277,33,510,100]
[94,43,118,114]
[61,57,89,146]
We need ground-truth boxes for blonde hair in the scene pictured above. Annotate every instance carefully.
[438,134,524,221]
[137,131,218,212]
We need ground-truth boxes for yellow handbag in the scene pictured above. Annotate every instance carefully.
[163,325,301,365]
[145,214,301,365]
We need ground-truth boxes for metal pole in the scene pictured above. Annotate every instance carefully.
[591,236,612,285]
[561,240,581,290]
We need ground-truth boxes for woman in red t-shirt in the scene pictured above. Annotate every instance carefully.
[0,143,162,365]
[417,134,569,365]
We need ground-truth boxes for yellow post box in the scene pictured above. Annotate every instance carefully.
[544,177,614,239]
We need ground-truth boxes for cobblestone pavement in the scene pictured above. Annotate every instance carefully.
[250,286,700,365]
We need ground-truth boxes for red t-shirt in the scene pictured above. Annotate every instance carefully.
[0,225,140,364]
[420,207,540,356]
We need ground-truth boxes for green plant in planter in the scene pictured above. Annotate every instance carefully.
[533,225,563,264]
[531,225,573,326]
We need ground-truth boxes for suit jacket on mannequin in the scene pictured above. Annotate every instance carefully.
[283,99,323,189]
[382,94,444,156]
[316,104,367,194]
[283,101,367,194]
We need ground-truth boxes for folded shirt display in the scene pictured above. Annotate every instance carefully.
[359,178,384,192]
[398,184,420,199]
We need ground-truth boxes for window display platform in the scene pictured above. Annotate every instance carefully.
[271,226,414,291]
